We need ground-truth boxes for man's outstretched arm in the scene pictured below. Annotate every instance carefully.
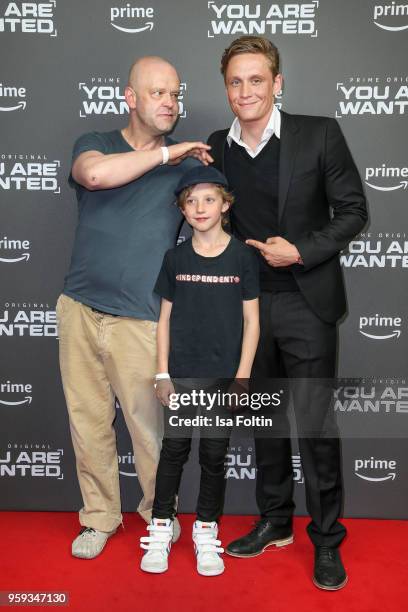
[72,141,213,191]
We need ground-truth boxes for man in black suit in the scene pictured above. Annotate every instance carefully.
[208,36,367,590]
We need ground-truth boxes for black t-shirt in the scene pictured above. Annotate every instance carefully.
[154,236,259,378]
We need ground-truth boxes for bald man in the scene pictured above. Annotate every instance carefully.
[58,56,211,559]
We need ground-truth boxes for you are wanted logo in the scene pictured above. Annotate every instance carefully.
[292,453,304,484]
[0,82,26,112]
[224,447,304,482]
[225,445,256,480]
[0,155,60,192]
[365,164,408,192]
[79,78,127,116]
[340,232,408,268]
[0,443,63,478]
[354,457,397,482]
[0,237,30,263]
[79,77,188,118]
[336,76,408,117]
[0,1,57,35]
[0,302,57,337]
[208,2,319,37]
[109,5,154,33]
[359,314,402,340]
[0,381,32,406]
[372,2,408,31]
[333,379,408,414]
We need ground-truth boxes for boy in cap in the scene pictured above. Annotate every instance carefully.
[140,165,260,576]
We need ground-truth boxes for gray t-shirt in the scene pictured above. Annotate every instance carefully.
[64,130,200,320]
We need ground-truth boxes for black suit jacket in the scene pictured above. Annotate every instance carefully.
[208,111,367,323]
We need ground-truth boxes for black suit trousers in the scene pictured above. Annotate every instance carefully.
[253,291,347,548]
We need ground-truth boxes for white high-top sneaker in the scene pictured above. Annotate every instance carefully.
[140,518,174,573]
[192,520,224,576]
[72,527,116,559]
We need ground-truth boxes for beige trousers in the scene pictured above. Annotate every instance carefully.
[57,294,162,532]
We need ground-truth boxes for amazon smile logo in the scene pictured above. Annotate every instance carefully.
[0,238,30,264]
[0,381,32,406]
[0,83,27,112]
[355,458,397,482]
[359,314,402,340]
[110,5,154,33]
[373,3,408,31]
[365,165,408,192]
[118,452,137,477]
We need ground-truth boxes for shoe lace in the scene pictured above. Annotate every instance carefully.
[318,546,336,564]
[140,523,173,552]
[79,527,96,538]
[250,519,271,536]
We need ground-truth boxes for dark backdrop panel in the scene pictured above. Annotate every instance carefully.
[1,0,407,518]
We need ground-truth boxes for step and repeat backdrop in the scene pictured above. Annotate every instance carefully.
[0,1,407,518]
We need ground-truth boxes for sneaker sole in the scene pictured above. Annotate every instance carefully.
[140,564,168,574]
[72,539,109,559]
[225,535,294,558]
[312,575,348,591]
[197,567,225,577]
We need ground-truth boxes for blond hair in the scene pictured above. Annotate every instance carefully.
[221,35,280,79]
[177,184,234,226]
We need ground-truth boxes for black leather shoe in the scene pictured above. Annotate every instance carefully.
[226,519,293,558]
[313,546,348,590]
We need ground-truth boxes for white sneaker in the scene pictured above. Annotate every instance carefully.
[72,527,116,559]
[140,518,174,573]
[192,520,224,576]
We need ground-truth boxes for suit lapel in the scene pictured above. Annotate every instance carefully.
[221,139,226,174]
[278,112,300,223]
[217,130,228,174]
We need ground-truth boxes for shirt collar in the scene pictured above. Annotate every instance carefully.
[227,105,281,149]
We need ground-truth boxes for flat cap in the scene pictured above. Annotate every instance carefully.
[175,165,229,196]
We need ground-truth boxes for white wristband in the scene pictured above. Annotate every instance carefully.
[154,372,171,389]
[160,146,169,165]
[155,373,170,380]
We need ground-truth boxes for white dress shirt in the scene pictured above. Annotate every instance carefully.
[226,105,281,158]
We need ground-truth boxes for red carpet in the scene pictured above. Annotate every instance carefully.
[0,512,406,611]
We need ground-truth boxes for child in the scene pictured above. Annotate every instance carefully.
[140,165,260,576]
